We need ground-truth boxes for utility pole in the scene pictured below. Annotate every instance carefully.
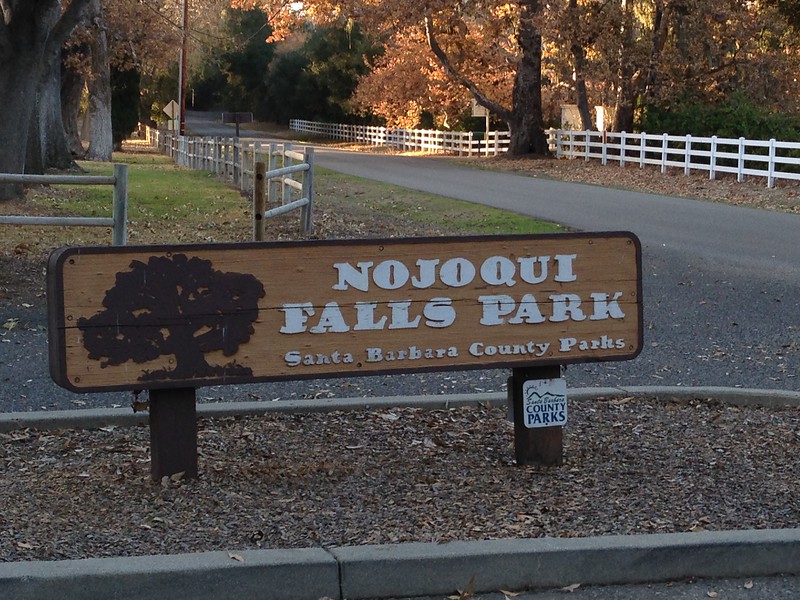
[178,0,189,136]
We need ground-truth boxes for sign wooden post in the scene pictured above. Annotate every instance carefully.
[149,387,198,480]
[222,112,253,137]
[510,365,563,465]
[47,233,642,479]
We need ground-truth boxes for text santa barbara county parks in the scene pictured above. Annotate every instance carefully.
[280,253,630,367]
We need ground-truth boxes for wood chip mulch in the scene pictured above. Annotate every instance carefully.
[1,395,798,563]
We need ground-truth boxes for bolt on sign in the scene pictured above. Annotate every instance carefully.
[47,233,643,393]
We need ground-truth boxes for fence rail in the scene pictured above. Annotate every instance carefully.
[290,119,511,156]
[548,130,800,189]
[145,127,314,234]
[0,165,128,245]
[291,119,800,189]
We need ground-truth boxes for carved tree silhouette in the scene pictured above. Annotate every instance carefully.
[78,254,266,382]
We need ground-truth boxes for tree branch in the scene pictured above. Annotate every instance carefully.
[48,0,93,52]
[1,0,13,25]
[424,15,513,123]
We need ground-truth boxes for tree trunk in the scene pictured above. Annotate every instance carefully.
[507,0,548,155]
[0,49,41,199]
[62,47,88,158]
[568,0,594,130]
[0,0,93,200]
[85,0,113,161]
[643,0,668,103]
[612,0,637,132]
[0,5,48,199]
[28,48,75,172]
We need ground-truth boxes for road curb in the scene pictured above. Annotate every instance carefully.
[2,386,799,599]
[333,529,800,599]
[0,547,339,600]
[2,529,799,600]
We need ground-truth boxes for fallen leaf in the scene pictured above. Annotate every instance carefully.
[561,583,581,592]
[744,581,754,589]
[500,590,521,598]
[228,552,245,562]
[707,592,718,598]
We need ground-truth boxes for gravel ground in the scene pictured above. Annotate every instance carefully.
[2,395,799,562]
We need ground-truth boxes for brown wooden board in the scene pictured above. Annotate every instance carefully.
[47,233,643,392]
[221,112,253,124]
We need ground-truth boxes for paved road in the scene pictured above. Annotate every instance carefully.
[395,575,800,599]
[1,112,798,412]
[188,112,800,396]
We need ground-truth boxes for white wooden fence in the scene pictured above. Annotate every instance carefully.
[291,119,800,188]
[290,119,511,156]
[145,127,314,233]
[0,165,128,245]
[551,130,800,188]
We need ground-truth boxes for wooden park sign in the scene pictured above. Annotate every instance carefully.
[47,233,642,477]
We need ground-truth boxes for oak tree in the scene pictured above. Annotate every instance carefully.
[0,0,93,199]
[235,0,551,154]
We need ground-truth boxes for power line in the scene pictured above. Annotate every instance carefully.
[136,0,272,52]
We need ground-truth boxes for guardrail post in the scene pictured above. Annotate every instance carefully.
[112,164,128,246]
[233,140,241,188]
[639,132,646,168]
[601,131,608,165]
[268,143,280,205]
[768,138,776,188]
[223,138,231,181]
[737,137,746,182]
[214,137,222,176]
[254,161,266,240]
[684,134,692,176]
[583,130,590,162]
[282,144,293,205]
[301,147,314,234]
[710,136,718,181]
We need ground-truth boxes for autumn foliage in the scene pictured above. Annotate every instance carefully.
[226,0,800,149]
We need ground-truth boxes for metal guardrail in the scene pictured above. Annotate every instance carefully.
[0,164,128,245]
[143,126,314,235]
[253,149,314,237]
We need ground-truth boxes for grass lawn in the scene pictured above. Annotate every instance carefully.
[1,146,564,273]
